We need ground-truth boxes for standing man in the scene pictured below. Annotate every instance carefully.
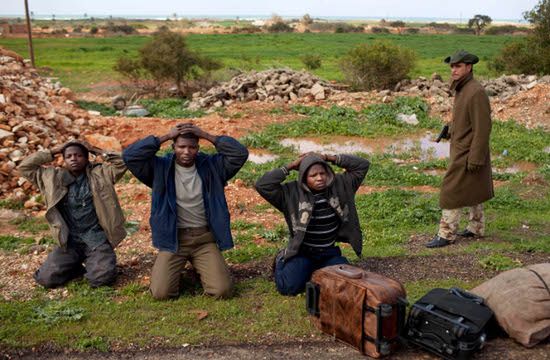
[123,123,248,299]
[255,153,370,296]
[18,141,128,288]
[426,50,494,248]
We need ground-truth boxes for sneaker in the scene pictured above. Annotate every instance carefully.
[425,235,451,248]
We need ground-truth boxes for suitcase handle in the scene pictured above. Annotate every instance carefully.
[449,287,484,305]
[305,282,320,316]
[334,265,363,279]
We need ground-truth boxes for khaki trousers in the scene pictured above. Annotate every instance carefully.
[437,204,485,241]
[150,230,232,299]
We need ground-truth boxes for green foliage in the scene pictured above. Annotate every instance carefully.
[0,198,24,210]
[491,0,550,74]
[468,15,493,35]
[370,27,390,34]
[334,24,364,33]
[491,120,550,164]
[138,98,204,118]
[104,23,136,34]
[339,40,417,90]
[260,224,289,242]
[485,25,530,35]
[266,22,294,33]
[113,55,144,82]
[300,54,322,70]
[32,302,85,324]
[75,100,117,116]
[479,254,522,271]
[0,235,34,251]
[75,336,109,351]
[11,217,49,234]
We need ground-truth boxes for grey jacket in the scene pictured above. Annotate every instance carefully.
[18,150,128,248]
[255,154,370,260]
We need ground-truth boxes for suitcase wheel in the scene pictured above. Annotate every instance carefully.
[380,304,393,318]
[452,325,466,338]
[379,341,391,356]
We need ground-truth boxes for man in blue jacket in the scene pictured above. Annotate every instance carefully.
[123,123,248,299]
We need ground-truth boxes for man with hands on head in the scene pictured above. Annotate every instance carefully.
[123,123,248,300]
[255,152,370,296]
[18,140,128,288]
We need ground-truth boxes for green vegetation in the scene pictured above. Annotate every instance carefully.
[339,40,417,90]
[0,33,517,91]
[138,98,205,118]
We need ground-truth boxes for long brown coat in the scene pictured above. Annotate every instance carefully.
[440,73,494,209]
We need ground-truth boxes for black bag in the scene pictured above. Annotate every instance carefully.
[405,287,494,359]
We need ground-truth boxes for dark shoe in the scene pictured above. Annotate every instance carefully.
[425,235,451,248]
[457,229,477,238]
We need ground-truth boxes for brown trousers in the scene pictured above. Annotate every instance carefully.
[150,230,233,300]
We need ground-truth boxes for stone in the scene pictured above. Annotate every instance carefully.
[311,83,325,100]
[84,134,122,152]
[431,72,443,81]
[396,113,419,125]
[0,129,14,141]
[122,105,149,117]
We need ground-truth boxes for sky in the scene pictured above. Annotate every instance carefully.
[1,0,540,20]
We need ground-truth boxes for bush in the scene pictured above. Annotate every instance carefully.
[90,26,98,34]
[267,22,293,33]
[339,40,416,90]
[300,54,322,70]
[485,25,530,35]
[370,26,390,34]
[113,55,143,82]
[489,39,550,74]
[452,27,475,34]
[389,21,406,28]
[231,25,262,34]
[404,28,420,34]
[104,23,136,34]
[334,24,363,33]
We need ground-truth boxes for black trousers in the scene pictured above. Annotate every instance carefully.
[34,242,117,288]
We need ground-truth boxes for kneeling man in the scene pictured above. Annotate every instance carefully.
[255,153,370,296]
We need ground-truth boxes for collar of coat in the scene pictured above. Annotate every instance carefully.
[450,72,474,93]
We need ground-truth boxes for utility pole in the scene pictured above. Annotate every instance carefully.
[24,0,35,67]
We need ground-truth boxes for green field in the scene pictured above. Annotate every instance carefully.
[0,33,518,91]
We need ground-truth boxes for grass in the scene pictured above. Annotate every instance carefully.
[0,33,517,91]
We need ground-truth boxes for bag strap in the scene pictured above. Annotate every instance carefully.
[529,269,550,296]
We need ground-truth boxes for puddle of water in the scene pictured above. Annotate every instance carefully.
[280,138,373,154]
[279,134,449,160]
[248,152,279,164]
[387,134,450,160]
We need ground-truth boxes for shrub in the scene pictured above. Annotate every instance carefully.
[90,26,98,34]
[113,55,143,82]
[72,26,83,33]
[404,28,420,34]
[334,23,364,33]
[389,20,406,28]
[339,40,416,90]
[267,22,293,33]
[370,26,390,34]
[452,27,475,34]
[485,25,530,35]
[489,39,550,75]
[300,54,322,70]
[104,23,136,34]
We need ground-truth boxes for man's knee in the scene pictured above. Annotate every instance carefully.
[275,268,307,296]
[206,280,233,299]
[150,282,173,300]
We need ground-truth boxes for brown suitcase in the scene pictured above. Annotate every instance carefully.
[306,264,407,357]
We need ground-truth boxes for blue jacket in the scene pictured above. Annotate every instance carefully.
[123,135,248,253]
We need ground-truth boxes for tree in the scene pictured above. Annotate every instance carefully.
[468,14,492,35]
[490,0,550,74]
[301,13,313,25]
[524,0,550,46]
[114,29,221,95]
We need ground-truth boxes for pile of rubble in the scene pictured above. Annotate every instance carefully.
[391,73,550,100]
[189,68,334,109]
[0,48,108,200]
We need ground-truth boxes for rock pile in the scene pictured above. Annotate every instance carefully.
[0,49,107,200]
[189,69,334,109]
[392,73,550,100]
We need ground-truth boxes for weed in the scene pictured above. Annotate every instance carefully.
[138,98,204,118]
[75,336,109,352]
[32,302,86,324]
[479,254,522,271]
[75,100,117,116]
[0,235,35,251]
[10,217,49,234]
[0,199,24,210]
